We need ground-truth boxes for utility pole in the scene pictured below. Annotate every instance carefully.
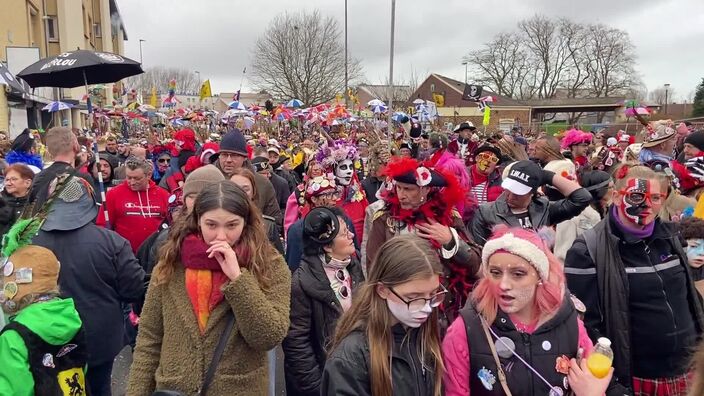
[344,0,349,108]
[462,61,468,85]
[664,83,671,115]
[387,0,396,128]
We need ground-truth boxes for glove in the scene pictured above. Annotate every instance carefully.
[541,170,556,186]
[685,157,704,181]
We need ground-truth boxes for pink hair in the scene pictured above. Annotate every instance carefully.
[472,226,565,324]
[429,151,471,215]
[560,128,593,150]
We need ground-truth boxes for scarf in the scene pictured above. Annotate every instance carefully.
[638,148,672,163]
[181,234,230,334]
[321,254,351,270]
[610,205,655,239]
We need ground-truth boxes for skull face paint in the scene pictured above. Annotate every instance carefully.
[619,178,652,225]
[335,159,354,186]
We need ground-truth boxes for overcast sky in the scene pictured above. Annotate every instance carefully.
[118,0,704,102]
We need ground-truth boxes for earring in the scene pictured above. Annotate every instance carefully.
[420,196,425,203]
[538,281,543,286]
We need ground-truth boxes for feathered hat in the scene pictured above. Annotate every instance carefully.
[314,139,359,172]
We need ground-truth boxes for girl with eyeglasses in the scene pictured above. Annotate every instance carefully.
[321,234,445,396]
[444,226,611,396]
[283,206,364,396]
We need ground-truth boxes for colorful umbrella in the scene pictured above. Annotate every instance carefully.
[228,101,246,110]
[370,104,387,114]
[367,99,385,107]
[42,101,74,112]
[286,99,304,108]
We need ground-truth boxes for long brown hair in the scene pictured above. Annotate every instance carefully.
[330,235,444,396]
[152,180,277,288]
[229,167,259,203]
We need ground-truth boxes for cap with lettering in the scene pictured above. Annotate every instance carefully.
[501,160,542,195]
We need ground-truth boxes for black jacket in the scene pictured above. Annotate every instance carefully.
[565,213,704,391]
[283,254,364,396]
[0,190,28,236]
[321,325,437,396]
[470,188,592,245]
[461,296,578,396]
[32,223,146,366]
[361,176,383,204]
[270,172,291,211]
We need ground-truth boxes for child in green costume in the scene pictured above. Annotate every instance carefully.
[0,245,89,396]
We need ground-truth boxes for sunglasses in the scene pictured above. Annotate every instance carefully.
[618,190,667,205]
[336,270,350,299]
[476,152,499,164]
[388,284,448,313]
[158,158,170,163]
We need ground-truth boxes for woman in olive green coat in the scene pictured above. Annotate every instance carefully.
[127,181,291,395]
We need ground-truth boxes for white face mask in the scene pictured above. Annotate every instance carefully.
[386,298,432,328]
[335,159,354,186]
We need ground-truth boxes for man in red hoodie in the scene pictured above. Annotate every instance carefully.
[97,156,170,253]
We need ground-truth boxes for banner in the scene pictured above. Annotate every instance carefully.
[432,92,445,107]
[483,106,491,126]
[149,86,157,108]
[199,79,212,101]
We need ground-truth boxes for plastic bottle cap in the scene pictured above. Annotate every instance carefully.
[597,337,611,348]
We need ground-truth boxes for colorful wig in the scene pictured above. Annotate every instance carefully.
[560,128,593,150]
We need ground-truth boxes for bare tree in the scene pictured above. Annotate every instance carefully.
[124,66,202,96]
[462,15,640,103]
[584,24,638,98]
[649,86,676,105]
[251,10,363,105]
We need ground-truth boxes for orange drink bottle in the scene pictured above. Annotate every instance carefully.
[587,337,613,379]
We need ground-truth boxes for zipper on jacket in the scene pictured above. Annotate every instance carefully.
[406,338,423,395]
[641,240,677,330]
[522,333,535,392]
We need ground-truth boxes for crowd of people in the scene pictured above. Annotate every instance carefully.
[0,117,704,396]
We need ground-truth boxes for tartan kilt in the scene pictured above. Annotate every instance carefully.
[632,372,692,396]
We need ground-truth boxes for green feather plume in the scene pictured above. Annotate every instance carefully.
[2,218,42,258]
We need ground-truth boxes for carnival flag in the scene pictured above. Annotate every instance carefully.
[432,92,445,107]
[199,79,212,101]
[233,90,240,101]
[149,86,157,108]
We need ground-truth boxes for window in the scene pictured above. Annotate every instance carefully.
[46,16,59,42]
[430,83,435,92]
[94,23,102,38]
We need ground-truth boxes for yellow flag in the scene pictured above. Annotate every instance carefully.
[149,86,157,108]
[199,79,212,101]
[483,106,491,126]
[432,92,445,107]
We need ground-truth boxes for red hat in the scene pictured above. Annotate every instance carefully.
[184,156,201,174]
[174,129,197,152]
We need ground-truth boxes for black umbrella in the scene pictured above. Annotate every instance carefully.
[0,63,30,96]
[17,49,143,88]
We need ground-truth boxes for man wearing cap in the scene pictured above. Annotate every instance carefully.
[116,138,131,165]
[683,130,704,161]
[470,160,591,245]
[213,129,282,225]
[252,155,291,211]
[32,175,145,395]
[448,121,477,165]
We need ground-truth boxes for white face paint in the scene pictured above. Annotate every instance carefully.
[335,159,354,186]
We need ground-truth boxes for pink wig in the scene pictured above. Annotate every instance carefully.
[560,128,593,150]
[429,152,471,215]
[471,226,565,325]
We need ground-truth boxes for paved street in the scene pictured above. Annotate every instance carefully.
[111,345,287,395]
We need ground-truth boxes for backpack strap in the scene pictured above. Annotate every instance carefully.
[198,311,235,396]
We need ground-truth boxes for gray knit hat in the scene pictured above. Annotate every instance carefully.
[183,164,225,198]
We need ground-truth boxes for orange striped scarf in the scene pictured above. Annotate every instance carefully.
[184,269,229,334]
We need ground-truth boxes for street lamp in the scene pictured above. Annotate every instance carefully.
[664,83,671,115]
[138,39,146,65]
[462,61,468,85]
